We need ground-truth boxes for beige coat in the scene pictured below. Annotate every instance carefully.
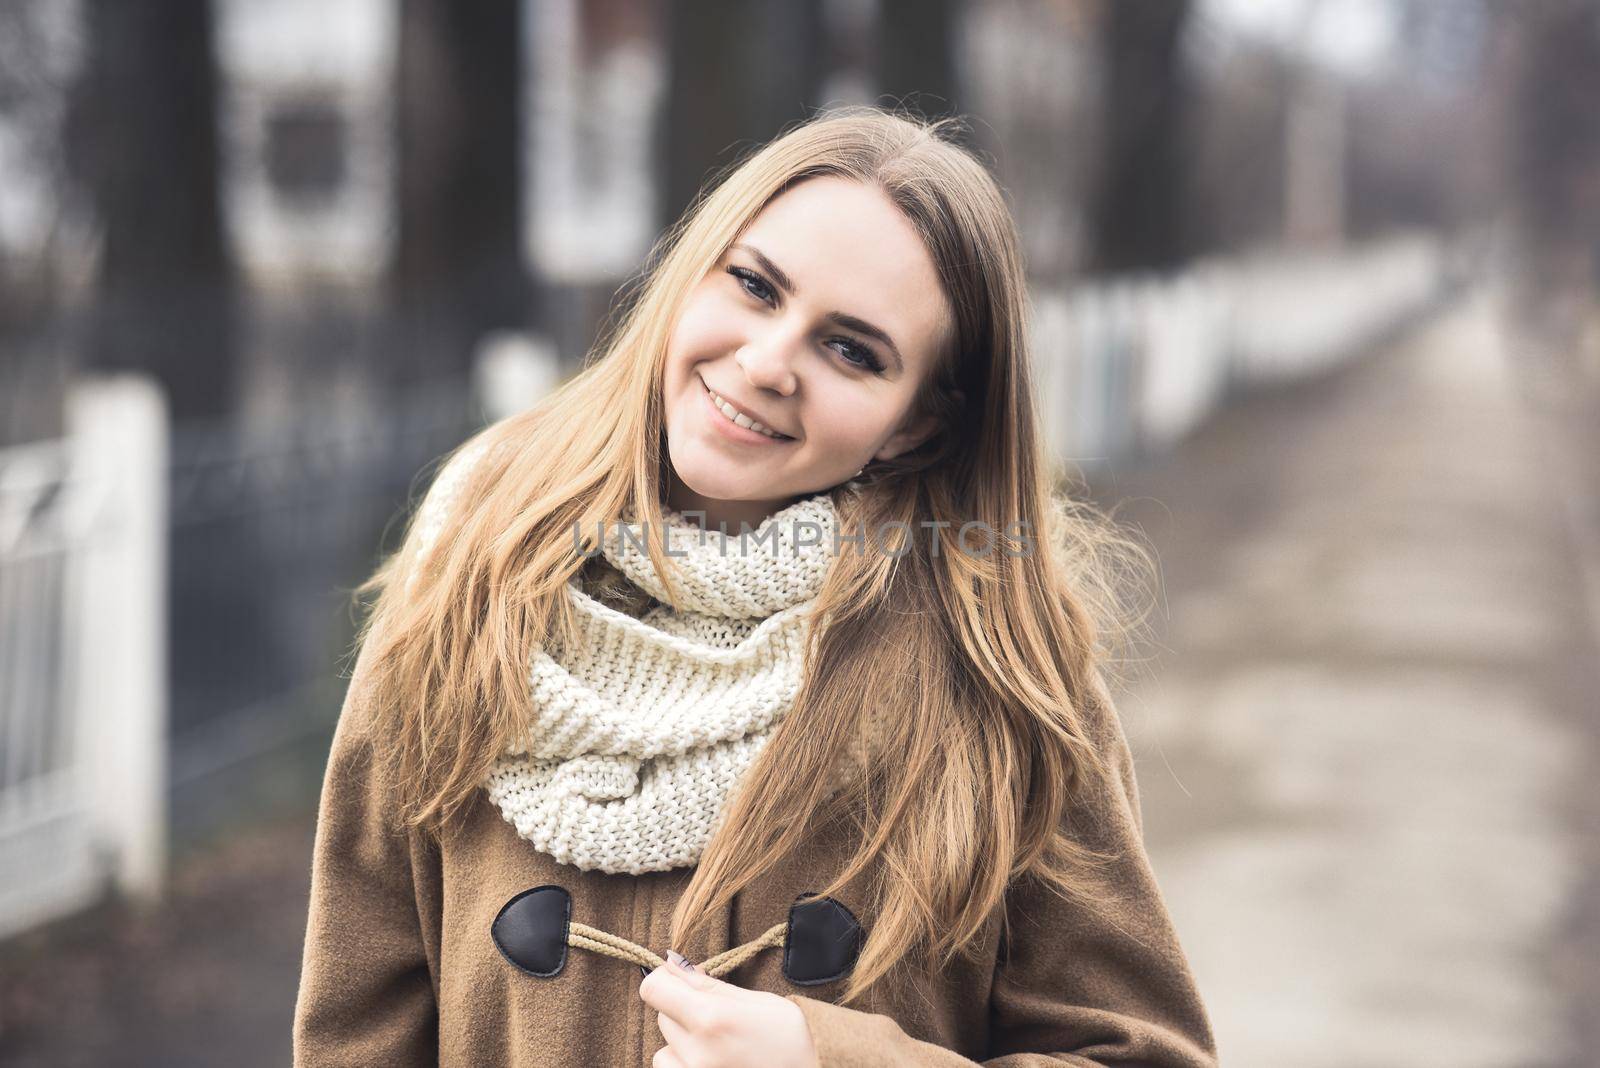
[292,628,1219,1066]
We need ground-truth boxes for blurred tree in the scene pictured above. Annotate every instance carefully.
[658,0,826,231]
[1502,0,1600,399]
[1508,0,1600,285]
[877,0,962,125]
[0,0,78,446]
[392,0,531,388]
[1188,37,1290,254]
[1089,0,1193,274]
[68,0,237,424]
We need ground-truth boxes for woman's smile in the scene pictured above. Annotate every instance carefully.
[699,374,797,444]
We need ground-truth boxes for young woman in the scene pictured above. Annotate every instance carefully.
[293,107,1218,1067]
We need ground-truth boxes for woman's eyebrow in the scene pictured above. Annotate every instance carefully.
[733,242,798,296]
[730,242,906,373]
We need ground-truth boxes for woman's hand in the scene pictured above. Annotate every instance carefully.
[639,951,821,1068]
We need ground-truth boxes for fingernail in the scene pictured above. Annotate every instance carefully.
[666,949,695,971]
[638,963,651,979]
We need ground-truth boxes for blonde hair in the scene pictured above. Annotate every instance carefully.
[350,105,1157,1004]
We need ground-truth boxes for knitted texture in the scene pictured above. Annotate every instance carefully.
[404,438,495,599]
[405,443,863,874]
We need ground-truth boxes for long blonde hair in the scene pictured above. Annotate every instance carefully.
[350,105,1157,1004]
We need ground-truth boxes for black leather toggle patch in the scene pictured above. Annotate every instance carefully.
[782,892,864,986]
[492,885,572,978]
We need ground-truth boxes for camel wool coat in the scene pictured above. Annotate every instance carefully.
[292,625,1219,1067]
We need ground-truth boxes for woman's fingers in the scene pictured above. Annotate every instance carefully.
[638,960,712,1030]
[651,1043,688,1068]
[656,1006,695,1050]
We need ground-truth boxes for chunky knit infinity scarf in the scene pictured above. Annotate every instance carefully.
[479,484,847,874]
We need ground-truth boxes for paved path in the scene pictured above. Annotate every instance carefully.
[0,743,322,1067]
[1109,290,1600,1068]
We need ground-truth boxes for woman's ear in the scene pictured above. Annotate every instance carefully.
[876,408,942,462]
[876,387,965,462]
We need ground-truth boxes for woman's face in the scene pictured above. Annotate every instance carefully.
[661,176,955,530]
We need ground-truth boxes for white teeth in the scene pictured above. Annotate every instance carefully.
[704,382,788,439]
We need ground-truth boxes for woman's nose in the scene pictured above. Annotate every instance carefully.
[735,325,801,396]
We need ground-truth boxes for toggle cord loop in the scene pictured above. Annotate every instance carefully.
[568,920,789,980]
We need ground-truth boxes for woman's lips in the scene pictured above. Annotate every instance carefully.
[699,377,796,445]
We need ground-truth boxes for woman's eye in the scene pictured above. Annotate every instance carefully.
[727,266,774,305]
[830,339,887,374]
[727,264,886,376]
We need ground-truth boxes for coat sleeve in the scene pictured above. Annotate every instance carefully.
[291,623,441,1065]
[785,668,1218,1068]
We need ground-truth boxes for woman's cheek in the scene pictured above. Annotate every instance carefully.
[806,408,876,461]
[675,299,742,359]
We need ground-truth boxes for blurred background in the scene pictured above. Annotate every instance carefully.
[0,0,1596,1065]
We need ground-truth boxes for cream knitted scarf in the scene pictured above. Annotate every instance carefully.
[478,484,850,875]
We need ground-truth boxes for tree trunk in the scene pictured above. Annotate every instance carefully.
[71,0,236,424]
[392,0,530,388]
[659,0,826,233]
[1089,0,1193,275]
[877,0,963,126]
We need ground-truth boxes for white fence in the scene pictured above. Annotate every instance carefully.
[0,362,511,944]
[0,376,168,942]
[0,236,1451,943]
[1033,233,1449,471]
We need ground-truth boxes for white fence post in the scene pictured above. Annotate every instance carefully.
[65,375,169,904]
[473,330,563,423]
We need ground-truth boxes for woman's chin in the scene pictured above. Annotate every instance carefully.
[669,442,771,493]
[674,471,760,503]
